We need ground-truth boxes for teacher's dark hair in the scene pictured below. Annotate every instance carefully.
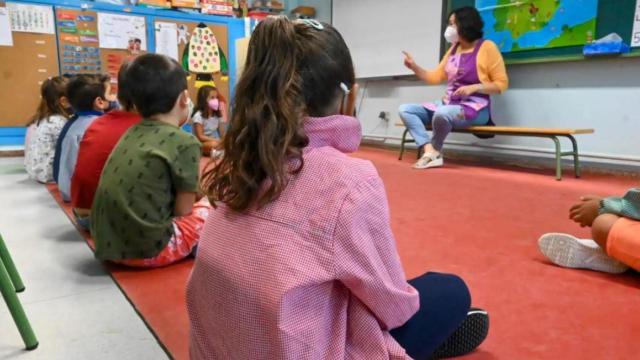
[450,6,484,42]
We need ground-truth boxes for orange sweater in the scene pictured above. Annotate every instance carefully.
[424,40,509,93]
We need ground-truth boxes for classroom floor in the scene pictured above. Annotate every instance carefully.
[1,147,639,359]
[0,157,167,360]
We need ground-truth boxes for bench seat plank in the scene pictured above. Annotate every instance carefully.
[394,122,594,136]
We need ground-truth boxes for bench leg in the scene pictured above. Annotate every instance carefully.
[0,234,25,293]
[567,135,581,178]
[551,136,562,181]
[0,260,38,350]
[399,129,408,161]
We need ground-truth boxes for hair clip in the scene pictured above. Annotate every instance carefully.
[340,82,351,95]
[295,19,324,30]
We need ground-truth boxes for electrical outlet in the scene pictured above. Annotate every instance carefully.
[378,111,390,122]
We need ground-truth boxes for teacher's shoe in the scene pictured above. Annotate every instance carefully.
[538,233,629,274]
[430,307,489,359]
[413,152,443,169]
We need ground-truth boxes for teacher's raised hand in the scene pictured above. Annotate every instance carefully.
[402,51,416,71]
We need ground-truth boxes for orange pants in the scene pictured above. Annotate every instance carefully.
[114,197,212,268]
[606,217,640,272]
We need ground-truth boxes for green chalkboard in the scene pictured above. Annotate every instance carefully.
[446,0,640,64]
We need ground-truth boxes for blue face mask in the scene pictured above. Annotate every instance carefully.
[105,100,120,112]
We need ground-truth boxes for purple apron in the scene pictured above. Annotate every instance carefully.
[424,39,490,121]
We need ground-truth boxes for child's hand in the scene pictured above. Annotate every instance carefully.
[341,83,359,116]
[569,195,603,227]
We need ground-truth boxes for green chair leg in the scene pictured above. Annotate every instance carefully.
[0,260,39,350]
[0,234,25,292]
[399,129,408,161]
[567,135,581,178]
[550,136,562,181]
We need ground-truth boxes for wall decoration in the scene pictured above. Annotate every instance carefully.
[97,13,147,51]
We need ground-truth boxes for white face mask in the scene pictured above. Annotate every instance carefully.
[444,25,459,44]
[187,98,194,120]
[180,98,194,127]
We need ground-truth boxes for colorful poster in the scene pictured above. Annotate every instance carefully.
[6,3,55,34]
[632,0,640,47]
[97,13,147,51]
[155,22,179,60]
[0,8,13,46]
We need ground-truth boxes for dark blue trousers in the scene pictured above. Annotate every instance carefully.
[390,272,471,359]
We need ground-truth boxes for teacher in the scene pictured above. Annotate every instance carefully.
[399,6,508,169]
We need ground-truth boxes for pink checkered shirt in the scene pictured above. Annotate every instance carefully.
[187,115,419,359]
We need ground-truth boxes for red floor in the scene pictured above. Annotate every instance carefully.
[49,147,640,359]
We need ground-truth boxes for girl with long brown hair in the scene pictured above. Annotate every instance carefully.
[24,76,72,183]
[187,16,488,360]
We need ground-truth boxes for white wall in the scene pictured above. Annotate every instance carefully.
[357,56,640,168]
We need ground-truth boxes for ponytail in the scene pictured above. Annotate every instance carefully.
[202,16,308,212]
[202,16,355,213]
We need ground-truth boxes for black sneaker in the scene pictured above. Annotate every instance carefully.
[430,307,489,359]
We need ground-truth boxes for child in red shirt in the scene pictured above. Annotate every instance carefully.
[71,62,141,227]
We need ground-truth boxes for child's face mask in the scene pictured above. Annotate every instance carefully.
[180,98,194,127]
[208,98,220,111]
[105,100,119,112]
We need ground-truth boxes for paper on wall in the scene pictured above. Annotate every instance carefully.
[154,22,179,61]
[632,0,640,47]
[98,13,147,51]
[236,37,250,78]
[6,3,54,34]
[0,8,13,46]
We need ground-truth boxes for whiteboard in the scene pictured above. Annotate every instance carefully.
[332,0,443,79]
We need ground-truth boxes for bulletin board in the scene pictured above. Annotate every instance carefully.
[0,2,59,126]
[447,0,640,64]
[56,7,146,96]
[154,18,230,114]
[55,8,101,75]
[100,48,147,96]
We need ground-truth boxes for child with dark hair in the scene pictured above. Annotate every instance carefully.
[192,85,227,156]
[70,62,141,229]
[54,74,114,201]
[91,53,210,268]
[187,17,488,360]
[25,76,72,183]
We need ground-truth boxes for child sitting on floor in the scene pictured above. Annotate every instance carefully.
[539,189,640,274]
[186,17,489,360]
[25,76,72,183]
[91,53,211,268]
[54,74,115,202]
[192,85,226,156]
[70,62,141,229]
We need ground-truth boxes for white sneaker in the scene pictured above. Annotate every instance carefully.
[538,233,629,274]
[413,152,443,169]
[210,149,224,159]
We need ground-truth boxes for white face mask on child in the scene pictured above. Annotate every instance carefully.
[444,26,460,44]
[180,98,194,127]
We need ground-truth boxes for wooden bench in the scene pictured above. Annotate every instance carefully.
[396,123,594,180]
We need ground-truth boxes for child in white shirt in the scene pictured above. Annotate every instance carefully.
[25,76,72,183]
[192,85,226,156]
